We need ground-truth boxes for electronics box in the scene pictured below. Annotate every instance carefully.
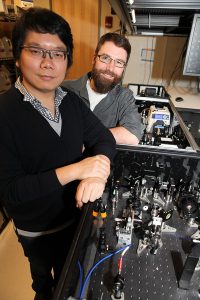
[177,108,200,149]
[53,85,200,300]
[53,145,200,300]
[128,83,200,153]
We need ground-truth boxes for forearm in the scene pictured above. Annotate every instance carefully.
[109,126,139,145]
[55,154,110,186]
[56,156,111,208]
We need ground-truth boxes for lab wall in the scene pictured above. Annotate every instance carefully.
[123,35,197,88]
[100,0,197,89]
[13,0,196,88]
[34,0,50,8]
[51,0,99,80]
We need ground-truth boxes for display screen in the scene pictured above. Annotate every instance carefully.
[183,14,200,76]
[152,113,169,120]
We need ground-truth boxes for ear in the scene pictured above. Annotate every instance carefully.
[16,60,19,68]
[92,55,96,65]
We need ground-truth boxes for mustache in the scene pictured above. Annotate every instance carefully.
[100,70,115,77]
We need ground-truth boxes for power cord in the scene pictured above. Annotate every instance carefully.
[78,244,133,300]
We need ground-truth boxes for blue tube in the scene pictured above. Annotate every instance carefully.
[77,260,83,297]
[79,244,132,299]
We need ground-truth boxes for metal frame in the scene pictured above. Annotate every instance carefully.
[183,14,200,76]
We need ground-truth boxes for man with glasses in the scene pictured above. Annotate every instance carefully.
[63,33,141,145]
[0,8,115,300]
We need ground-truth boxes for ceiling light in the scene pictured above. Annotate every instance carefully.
[131,9,136,23]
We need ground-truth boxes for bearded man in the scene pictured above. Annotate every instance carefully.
[62,33,141,145]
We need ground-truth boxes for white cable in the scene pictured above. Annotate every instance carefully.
[121,245,130,257]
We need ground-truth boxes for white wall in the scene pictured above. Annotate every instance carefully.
[123,35,197,89]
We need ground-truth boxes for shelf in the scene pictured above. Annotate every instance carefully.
[0,57,14,61]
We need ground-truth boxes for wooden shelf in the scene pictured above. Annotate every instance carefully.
[0,22,15,38]
[0,57,14,61]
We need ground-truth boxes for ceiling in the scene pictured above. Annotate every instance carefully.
[108,0,200,36]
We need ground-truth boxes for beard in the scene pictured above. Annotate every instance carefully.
[91,66,123,94]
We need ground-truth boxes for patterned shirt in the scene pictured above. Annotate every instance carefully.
[15,77,67,122]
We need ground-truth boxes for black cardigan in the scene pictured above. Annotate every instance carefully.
[0,86,116,231]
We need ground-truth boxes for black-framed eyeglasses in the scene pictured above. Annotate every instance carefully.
[97,54,126,68]
[21,46,68,61]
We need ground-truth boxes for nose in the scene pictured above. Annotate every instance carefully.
[40,54,54,69]
[106,59,115,71]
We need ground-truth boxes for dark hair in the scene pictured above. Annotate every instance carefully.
[94,33,131,63]
[12,7,73,68]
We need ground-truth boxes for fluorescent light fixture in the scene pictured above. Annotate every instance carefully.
[131,9,136,23]
[141,31,163,36]
[129,0,134,4]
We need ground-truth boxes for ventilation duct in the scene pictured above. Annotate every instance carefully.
[108,0,200,35]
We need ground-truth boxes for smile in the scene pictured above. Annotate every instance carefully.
[101,73,114,80]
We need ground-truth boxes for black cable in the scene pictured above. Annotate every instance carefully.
[197,77,200,93]
[142,36,148,84]
[147,37,155,85]
[167,37,188,87]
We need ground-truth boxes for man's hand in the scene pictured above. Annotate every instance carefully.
[75,154,110,182]
[76,177,106,208]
